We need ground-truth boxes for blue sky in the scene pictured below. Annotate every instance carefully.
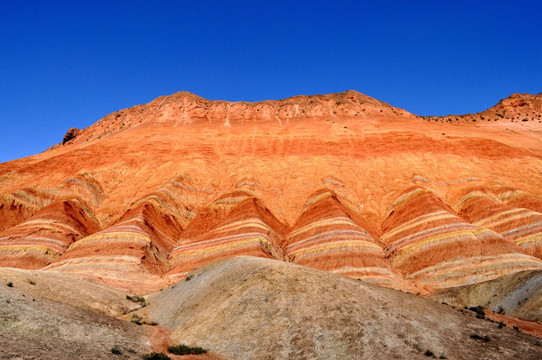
[1,1,541,163]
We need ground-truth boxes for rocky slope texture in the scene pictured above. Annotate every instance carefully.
[137,256,542,359]
[1,91,542,320]
[3,258,541,359]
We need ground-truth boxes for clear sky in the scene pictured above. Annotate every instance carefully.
[1,1,541,163]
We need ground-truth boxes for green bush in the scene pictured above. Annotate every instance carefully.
[470,334,490,342]
[142,353,170,360]
[131,314,143,325]
[468,306,485,317]
[168,344,208,355]
[126,295,146,304]
[111,346,122,355]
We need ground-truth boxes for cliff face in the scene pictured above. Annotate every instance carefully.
[1,90,542,308]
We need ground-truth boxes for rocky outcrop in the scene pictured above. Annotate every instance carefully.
[62,127,80,144]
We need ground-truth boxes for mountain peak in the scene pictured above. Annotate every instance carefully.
[61,90,414,145]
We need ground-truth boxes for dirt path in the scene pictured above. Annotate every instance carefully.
[486,311,542,338]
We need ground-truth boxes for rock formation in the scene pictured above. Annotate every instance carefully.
[1,90,542,356]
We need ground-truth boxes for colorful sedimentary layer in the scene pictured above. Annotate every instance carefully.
[500,188,542,214]
[168,194,286,279]
[44,191,184,291]
[0,189,55,232]
[380,187,542,289]
[284,190,404,288]
[0,197,100,268]
[0,91,541,298]
[458,188,542,259]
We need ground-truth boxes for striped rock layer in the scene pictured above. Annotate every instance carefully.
[0,197,99,269]
[380,187,542,290]
[1,91,542,296]
[2,181,542,295]
[459,188,542,259]
[168,195,287,280]
[285,190,408,289]
[43,190,184,291]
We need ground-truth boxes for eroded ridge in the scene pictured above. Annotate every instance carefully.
[168,192,287,280]
[459,188,542,259]
[500,188,542,214]
[0,197,100,269]
[380,187,542,289]
[44,189,184,292]
[0,188,55,232]
[284,190,407,289]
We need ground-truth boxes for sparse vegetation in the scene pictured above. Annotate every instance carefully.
[468,306,485,318]
[424,350,435,357]
[498,321,506,329]
[7,281,13,287]
[127,295,146,304]
[142,353,171,360]
[130,313,157,326]
[111,346,123,355]
[28,279,36,285]
[470,334,490,342]
[131,314,143,325]
[168,344,208,355]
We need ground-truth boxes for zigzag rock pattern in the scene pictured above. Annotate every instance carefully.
[285,190,408,289]
[168,194,286,280]
[459,188,542,259]
[1,91,541,302]
[0,197,99,268]
[380,187,542,289]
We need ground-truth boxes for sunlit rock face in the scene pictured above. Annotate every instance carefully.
[0,90,541,297]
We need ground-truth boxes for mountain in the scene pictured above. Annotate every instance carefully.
[1,90,542,358]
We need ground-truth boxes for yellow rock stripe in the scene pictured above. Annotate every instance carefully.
[409,253,542,288]
[210,218,276,235]
[289,217,363,239]
[474,208,534,228]
[391,229,493,268]
[171,237,280,262]
[288,240,383,258]
[380,210,453,243]
[286,230,374,252]
[67,232,150,250]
